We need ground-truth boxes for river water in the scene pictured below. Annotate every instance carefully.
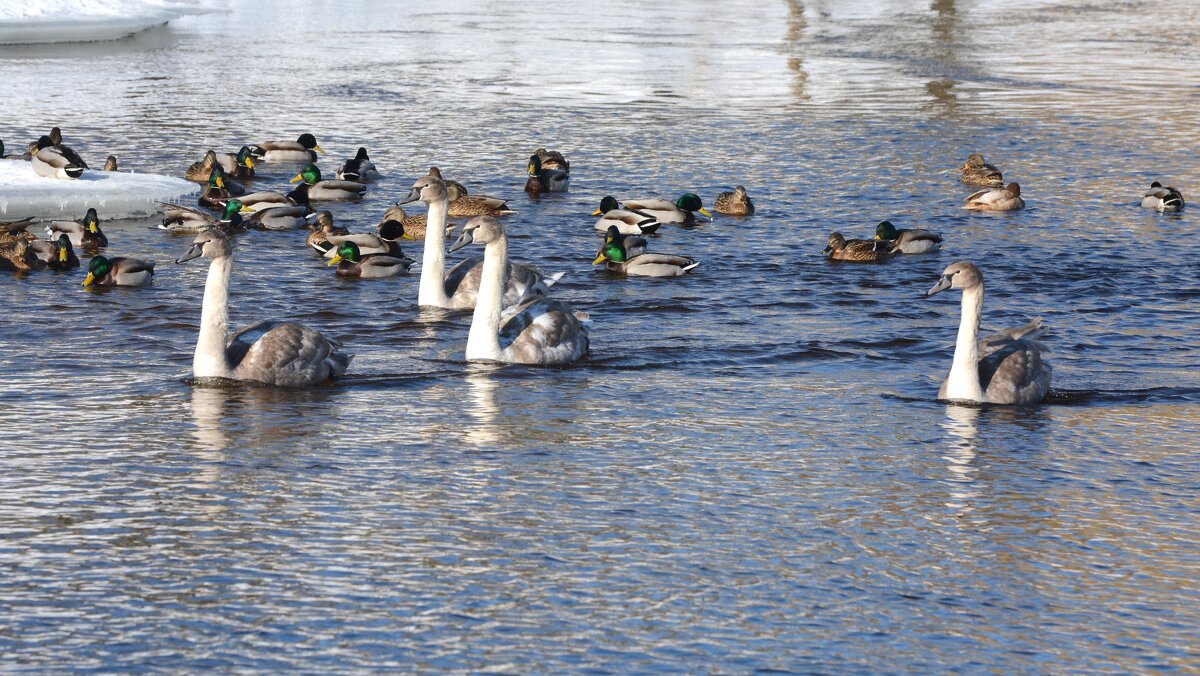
[1,0,1198,671]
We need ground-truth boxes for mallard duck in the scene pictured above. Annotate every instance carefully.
[0,218,37,247]
[427,166,469,196]
[83,255,154,287]
[199,166,246,209]
[250,133,324,163]
[875,220,942,254]
[315,221,410,259]
[959,153,1004,187]
[592,196,661,234]
[926,261,1052,405]
[0,239,46,271]
[1141,181,1184,212]
[336,147,382,182]
[36,234,80,270]
[965,182,1024,211]
[238,183,310,212]
[176,229,350,386]
[375,205,429,240]
[306,211,349,255]
[398,176,561,309]
[31,136,85,179]
[246,203,314,231]
[327,240,413,279]
[186,150,219,182]
[446,182,515,217]
[217,146,256,180]
[620,193,712,224]
[103,155,118,172]
[450,216,589,364]
[524,150,570,193]
[45,208,108,249]
[823,232,891,262]
[593,225,697,277]
[714,186,755,216]
[43,127,89,168]
[160,200,251,235]
[290,163,366,201]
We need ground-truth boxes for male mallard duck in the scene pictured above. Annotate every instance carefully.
[307,211,348,255]
[593,225,697,277]
[592,196,661,234]
[246,203,314,231]
[199,165,245,209]
[315,221,410,259]
[926,261,1052,406]
[31,136,85,179]
[714,186,755,216]
[875,220,942,254]
[217,146,256,180]
[1141,181,1184,212]
[336,147,382,182]
[327,240,413,279]
[176,229,350,386]
[290,163,366,201]
[238,182,311,212]
[446,182,515,217]
[524,149,570,193]
[620,193,712,224]
[823,232,891,262]
[0,239,46,272]
[36,235,80,270]
[450,216,589,364]
[83,255,154,287]
[964,182,1024,211]
[103,155,118,172]
[959,154,1004,187]
[46,208,108,249]
[250,133,324,163]
[160,200,251,235]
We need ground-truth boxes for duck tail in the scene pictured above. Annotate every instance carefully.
[682,261,700,272]
[65,166,84,179]
[545,271,566,287]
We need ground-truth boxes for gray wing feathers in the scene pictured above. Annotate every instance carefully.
[445,258,552,309]
[978,319,1052,405]
[229,321,350,387]
[498,298,590,364]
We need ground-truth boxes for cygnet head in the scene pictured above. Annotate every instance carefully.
[397,175,447,206]
[176,228,233,264]
[449,216,504,252]
[927,261,983,297]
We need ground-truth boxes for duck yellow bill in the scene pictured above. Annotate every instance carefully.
[313,145,326,154]
[244,156,255,169]
[289,173,303,183]
[58,248,67,262]
[591,208,602,216]
[699,207,713,218]
[401,232,416,241]
[82,272,95,286]
[592,253,607,265]
[216,176,225,189]
[527,163,537,176]
[327,254,342,266]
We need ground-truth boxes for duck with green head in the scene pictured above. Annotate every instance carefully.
[337,147,382,182]
[290,163,367,201]
[199,165,245,209]
[327,240,413,279]
[46,208,107,249]
[250,133,324,163]
[592,195,661,235]
[83,254,155,287]
[159,199,252,235]
[524,150,570,193]
[593,225,697,277]
[875,220,943,254]
[45,235,80,270]
[620,193,712,224]
[217,146,256,179]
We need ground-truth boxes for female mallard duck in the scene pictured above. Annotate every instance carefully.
[450,216,589,364]
[45,208,108,249]
[31,136,85,179]
[397,175,561,309]
[306,211,348,254]
[238,182,310,212]
[926,261,1052,406]
[620,193,712,224]
[592,196,661,235]
[315,221,411,259]
[377,205,431,240]
[959,154,1004,187]
[250,133,324,163]
[1141,181,1184,212]
[524,149,570,193]
[714,186,755,216]
[176,229,351,386]
[199,166,245,209]
[824,232,891,262]
[186,150,219,182]
[103,155,118,172]
[0,218,37,247]
[83,254,155,287]
[428,166,468,196]
[964,182,1024,211]
[875,220,942,254]
[37,235,80,270]
[327,240,413,279]
[160,200,250,235]
[593,225,698,277]
[290,163,366,201]
[336,147,382,182]
[0,239,46,272]
[446,182,515,217]
[217,146,256,180]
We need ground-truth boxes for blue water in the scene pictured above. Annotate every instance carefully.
[1,0,1198,671]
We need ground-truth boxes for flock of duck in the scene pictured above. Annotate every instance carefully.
[0,132,1188,406]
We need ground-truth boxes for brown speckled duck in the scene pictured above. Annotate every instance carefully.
[714,186,755,216]
[823,232,891,262]
[959,154,1004,187]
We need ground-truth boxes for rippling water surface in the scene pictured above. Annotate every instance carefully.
[2,0,1199,671]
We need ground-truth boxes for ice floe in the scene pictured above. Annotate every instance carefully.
[0,0,211,45]
[0,159,197,220]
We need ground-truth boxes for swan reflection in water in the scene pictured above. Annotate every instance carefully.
[941,404,980,513]
[464,365,503,448]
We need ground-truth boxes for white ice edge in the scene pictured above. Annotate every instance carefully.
[0,159,198,221]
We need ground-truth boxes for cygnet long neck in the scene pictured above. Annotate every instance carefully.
[194,254,233,379]
[466,235,508,361]
[945,284,985,402]
[418,194,450,307]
